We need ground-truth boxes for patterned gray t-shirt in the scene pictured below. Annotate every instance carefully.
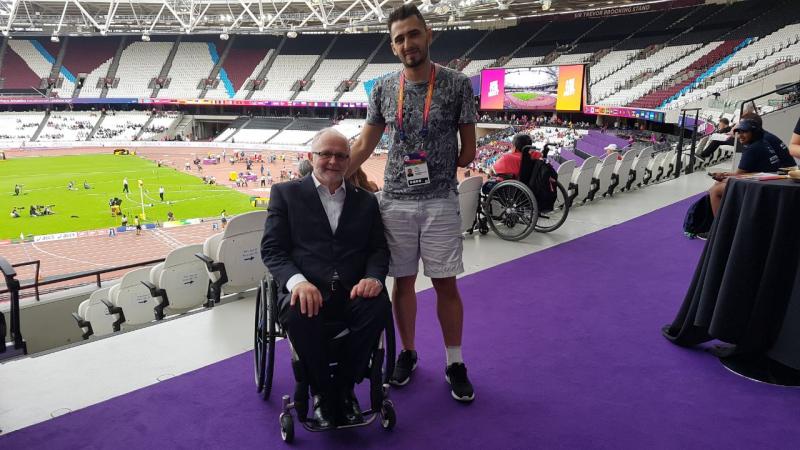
[366,65,477,200]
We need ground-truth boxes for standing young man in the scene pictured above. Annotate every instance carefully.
[348,4,477,402]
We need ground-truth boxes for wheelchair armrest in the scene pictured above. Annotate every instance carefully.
[71,312,94,340]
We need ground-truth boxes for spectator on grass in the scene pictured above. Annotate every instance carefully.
[14,184,20,196]
[122,214,128,227]
[167,211,175,221]
[84,181,91,189]
[123,178,129,193]
[10,207,19,218]
[159,186,165,202]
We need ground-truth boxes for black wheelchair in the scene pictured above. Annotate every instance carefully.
[471,145,571,241]
[254,273,397,443]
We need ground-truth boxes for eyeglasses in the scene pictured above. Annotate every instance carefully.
[313,151,350,160]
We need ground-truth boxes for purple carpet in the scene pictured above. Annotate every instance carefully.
[3,198,799,449]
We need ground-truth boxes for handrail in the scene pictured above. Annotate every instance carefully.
[0,255,25,355]
[0,258,164,302]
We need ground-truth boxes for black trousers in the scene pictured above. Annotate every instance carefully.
[279,286,390,396]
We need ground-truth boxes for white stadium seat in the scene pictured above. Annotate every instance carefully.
[143,244,210,319]
[197,210,268,303]
[569,156,599,205]
[458,176,483,234]
[108,267,160,327]
[611,149,638,194]
[556,159,576,187]
[631,147,654,188]
[72,287,121,339]
[590,154,618,200]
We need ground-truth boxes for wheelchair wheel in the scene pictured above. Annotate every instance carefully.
[485,180,538,241]
[262,275,278,400]
[280,412,294,443]
[380,400,396,430]
[534,181,570,233]
[254,280,267,392]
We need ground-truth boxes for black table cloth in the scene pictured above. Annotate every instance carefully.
[664,178,800,372]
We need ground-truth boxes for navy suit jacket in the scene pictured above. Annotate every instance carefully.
[260,176,389,305]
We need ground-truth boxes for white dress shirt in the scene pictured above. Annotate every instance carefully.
[285,174,383,294]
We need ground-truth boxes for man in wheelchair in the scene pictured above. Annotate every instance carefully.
[261,128,391,429]
[481,133,546,193]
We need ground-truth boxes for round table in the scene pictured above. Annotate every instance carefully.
[663,177,800,385]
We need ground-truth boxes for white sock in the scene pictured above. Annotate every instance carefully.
[446,346,463,366]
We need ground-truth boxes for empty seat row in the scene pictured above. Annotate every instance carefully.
[72,211,267,339]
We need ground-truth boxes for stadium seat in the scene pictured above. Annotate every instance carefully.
[108,267,160,328]
[556,159,576,188]
[611,150,638,195]
[458,176,483,234]
[196,210,268,304]
[631,148,653,188]
[589,154,618,200]
[142,244,210,319]
[648,152,669,183]
[569,156,599,205]
[72,287,123,339]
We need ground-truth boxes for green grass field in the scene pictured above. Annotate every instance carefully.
[0,154,257,239]
[511,92,540,101]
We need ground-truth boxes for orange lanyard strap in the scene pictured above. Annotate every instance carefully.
[397,64,436,142]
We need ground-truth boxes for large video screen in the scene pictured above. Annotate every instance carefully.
[480,65,586,112]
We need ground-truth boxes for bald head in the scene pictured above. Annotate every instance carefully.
[311,127,349,151]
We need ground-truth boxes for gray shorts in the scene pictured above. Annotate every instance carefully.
[379,193,464,279]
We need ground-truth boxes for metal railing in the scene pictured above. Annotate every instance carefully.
[0,258,164,302]
[1,256,26,359]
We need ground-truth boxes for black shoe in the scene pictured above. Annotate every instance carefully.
[445,363,475,402]
[696,232,709,241]
[390,350,417,386]
[341,390,364,426]
[312,395,334,429]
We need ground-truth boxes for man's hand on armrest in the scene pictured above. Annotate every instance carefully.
[291,281,323,317]
[350,278,383,300]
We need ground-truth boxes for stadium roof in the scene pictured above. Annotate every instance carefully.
[0,0,676,37]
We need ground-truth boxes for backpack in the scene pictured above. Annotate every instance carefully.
[683,194,713,237]
[525,159,559,212]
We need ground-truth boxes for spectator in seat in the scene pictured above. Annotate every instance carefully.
[699,118,733,159]
[708,114,795,216]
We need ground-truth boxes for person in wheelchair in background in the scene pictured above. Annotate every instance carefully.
[482,133,536,194]
[261,128,391,429]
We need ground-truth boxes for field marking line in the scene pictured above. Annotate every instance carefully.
[30,242,110,268]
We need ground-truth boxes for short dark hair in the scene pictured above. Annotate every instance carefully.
[512,133,533,151]
[387,4,427,33]
[719,118,730,126]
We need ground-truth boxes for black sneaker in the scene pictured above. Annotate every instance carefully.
[445,363,475,402]
[389,350,417,386]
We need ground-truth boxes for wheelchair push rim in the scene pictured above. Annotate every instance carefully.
[485,180,539,241]
[534,180,570,233]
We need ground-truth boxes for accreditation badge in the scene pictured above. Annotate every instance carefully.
[403,151,430,187]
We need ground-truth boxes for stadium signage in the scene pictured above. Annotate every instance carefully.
[33,232,78,243]
[583,105,666,123]
[572,0,704,19]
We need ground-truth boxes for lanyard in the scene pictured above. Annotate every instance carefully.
[397,64,436,142]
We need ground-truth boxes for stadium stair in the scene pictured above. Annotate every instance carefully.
[151,37,182,98]
[334,35,388,101]
[133,114,154,141]
[45,37,70,97]
[290,37,338,101]
[199,38,236,99]
[100,36,127,98]
[30,110,51,142]
[245,37,286,100]
[87,113,105,141]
